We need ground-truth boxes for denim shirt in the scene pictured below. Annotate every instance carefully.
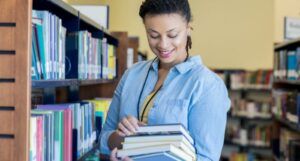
[100,56,231,161]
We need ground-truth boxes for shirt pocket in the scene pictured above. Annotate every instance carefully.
[156,99,189,125]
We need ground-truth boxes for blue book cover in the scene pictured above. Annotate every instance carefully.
[35,23,46,79]
[297,93,300,126]
[132,152,183,161]
[287,51,297,80]
[32,25,41,80]
[31,28,39,80]
[32,10,51,79]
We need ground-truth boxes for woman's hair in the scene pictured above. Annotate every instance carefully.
[139,0,192,53]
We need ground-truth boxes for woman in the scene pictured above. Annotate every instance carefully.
[101,0,231,160]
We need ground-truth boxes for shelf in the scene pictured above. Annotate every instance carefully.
[33,0,78,19]
[273,79,300,86]
[32,79,78,88]
[274,37,300,51]
[224,139,271,150]
[77,143,99,161]
[32,79,116,88]
[79,79,116,86]
[46,0,78,16]
[273,117,300,133]
[228,114,272,121]
[230,87,272,92]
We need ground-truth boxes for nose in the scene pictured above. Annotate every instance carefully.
[158,37,169,50]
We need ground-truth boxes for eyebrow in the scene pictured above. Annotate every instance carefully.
[148,28,177,33]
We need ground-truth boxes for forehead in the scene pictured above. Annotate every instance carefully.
[144,13,187,32]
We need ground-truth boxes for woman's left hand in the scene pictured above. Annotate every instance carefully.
[110,148,132,161]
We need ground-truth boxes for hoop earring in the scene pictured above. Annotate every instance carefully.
[186,35,192,55]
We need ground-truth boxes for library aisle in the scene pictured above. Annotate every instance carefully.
[0,0,300,161]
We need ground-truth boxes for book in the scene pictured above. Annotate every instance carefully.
[117,144,193,161]
[124,134,193,151]
[122,141,196,160]
[132,152,183,161]
[136,124,194,145]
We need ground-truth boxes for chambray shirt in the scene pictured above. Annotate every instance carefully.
[100,56,231,161]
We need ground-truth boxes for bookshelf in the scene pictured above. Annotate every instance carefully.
[216,69,274,161]
[0,0,31,161]
[0,0,136,161]
[272,38,300,161]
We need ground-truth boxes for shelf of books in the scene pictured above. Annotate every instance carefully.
[0,0,135,161]
[272,38,300,161]
[215,70,274,161]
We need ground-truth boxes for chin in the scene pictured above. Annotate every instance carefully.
[158,56,175,64]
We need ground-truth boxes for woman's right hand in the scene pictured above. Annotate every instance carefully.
[116,115,145,137]
[110,148,132,161]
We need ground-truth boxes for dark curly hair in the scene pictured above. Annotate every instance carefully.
[139,0,192,54]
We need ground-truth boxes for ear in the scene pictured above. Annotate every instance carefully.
[187,23,193,36]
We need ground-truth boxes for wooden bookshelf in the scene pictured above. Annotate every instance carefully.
[0,0,127,160]
[129,36,139,63]
[32,79,116,88]
[272,38,300,160]
[273,117,300,133]
[0,0,32,161]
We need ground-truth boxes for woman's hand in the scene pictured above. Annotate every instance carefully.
[116,115,145,137]
[108,116,146,150]
[110,148,132,161]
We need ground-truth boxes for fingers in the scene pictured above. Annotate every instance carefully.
[110,148,132,161]
[117,116,140,136]
[118,122,132,136]
[127,116,139,130]
[122,118,136,133]
[116,129,126,137]
[110,148,118,161]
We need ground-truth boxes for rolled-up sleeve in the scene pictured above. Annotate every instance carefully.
[100,70,129,154]
[188,77,231,161]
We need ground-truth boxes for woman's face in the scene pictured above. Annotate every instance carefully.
[144,13,190,66]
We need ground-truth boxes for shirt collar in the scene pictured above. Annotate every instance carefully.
[150,55,202,74]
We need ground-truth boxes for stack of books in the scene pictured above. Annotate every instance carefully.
[117,124,196,161]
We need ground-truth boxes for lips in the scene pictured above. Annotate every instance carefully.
[158,49,174,58]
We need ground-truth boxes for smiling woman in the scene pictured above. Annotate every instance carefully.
[100,0,231,161]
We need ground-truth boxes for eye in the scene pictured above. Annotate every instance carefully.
[168,34,178,39]
[150,35,160,39]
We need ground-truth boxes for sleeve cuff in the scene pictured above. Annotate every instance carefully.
[100,130,115,155]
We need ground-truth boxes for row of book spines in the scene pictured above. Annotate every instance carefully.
[229,152,269,161]
[230,100,271,115]
[279,128,300,161]
[216,70,273,87]
[29,101,110,161]
[247,126,272,143]
[274,49,300,80]
[31,10,117,80]
[68,31,117,80]
[226,126,272,145]
[32,10,66,80]
[272,90,300,124]
[230,71,273,85]
[30,110,70,161]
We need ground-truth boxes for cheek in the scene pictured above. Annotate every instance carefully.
[172,36,187,50]
[148,39,159,49]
